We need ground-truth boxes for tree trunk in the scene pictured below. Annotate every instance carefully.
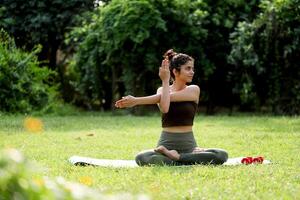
[48,33,59,70]
[110,65,118,110]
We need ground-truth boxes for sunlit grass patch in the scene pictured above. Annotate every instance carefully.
[0,113,299,199]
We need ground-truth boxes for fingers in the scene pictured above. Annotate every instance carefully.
[115,101,122,108]
[161,58,169,70]
[158,67,162,75]
[115,96,132,108]
[115,101,127,108]
[164,60,169,69]
[115,97,126,108]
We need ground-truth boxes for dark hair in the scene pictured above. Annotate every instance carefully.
[163,49,194,80]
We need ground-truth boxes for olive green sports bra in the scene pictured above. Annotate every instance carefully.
[162,101,198,127]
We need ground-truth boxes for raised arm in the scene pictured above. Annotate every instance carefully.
[170,85,200,103]
[157,84,199,103]
[115,85,200,109]
[115,94,160,108]
[157,58,171,113]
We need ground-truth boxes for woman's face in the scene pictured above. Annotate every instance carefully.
[175,60,195,83]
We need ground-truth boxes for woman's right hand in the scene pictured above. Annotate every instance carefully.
[159,58,170,82]
[115,95,137,108]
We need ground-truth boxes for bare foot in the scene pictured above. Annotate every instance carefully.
[154,146,180,161]
[192,147,206,153]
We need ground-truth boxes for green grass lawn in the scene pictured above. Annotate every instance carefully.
[0,113,299,199]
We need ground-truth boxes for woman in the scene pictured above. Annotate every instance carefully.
[115,49,228,166]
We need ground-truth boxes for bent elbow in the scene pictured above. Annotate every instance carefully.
[161,107,169,113]
[158,101,170,113]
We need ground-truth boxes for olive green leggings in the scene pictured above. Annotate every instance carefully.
[135,131,228,166]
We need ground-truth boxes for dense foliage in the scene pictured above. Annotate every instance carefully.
[67,0,210,111]
[229,0,300,114]
[0,0,299,114]
[0,30,57,113]
[198,0,261,113]
[0,0,94,69]
[68,0,264,113]
[0,0,95,103]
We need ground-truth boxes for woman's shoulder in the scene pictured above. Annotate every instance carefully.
[186,84,200,90]
[157,84,200,94]
[186,85,200,93]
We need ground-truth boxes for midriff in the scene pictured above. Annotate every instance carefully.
[162,125,193,133]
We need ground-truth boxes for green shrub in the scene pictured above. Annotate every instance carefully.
[0,148,149,200]
[0,30,58,113]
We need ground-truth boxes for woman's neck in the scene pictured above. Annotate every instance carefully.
[171,81,186,91]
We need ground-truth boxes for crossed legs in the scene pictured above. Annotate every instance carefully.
[135,149,177,166]
[135,146,228,166]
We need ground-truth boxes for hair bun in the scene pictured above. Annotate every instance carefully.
[163,49,177,60]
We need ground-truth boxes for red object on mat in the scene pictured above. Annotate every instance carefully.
[253,156,264,164]
[241,156,264,164]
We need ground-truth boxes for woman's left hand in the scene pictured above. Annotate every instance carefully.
[115,95,137,108]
